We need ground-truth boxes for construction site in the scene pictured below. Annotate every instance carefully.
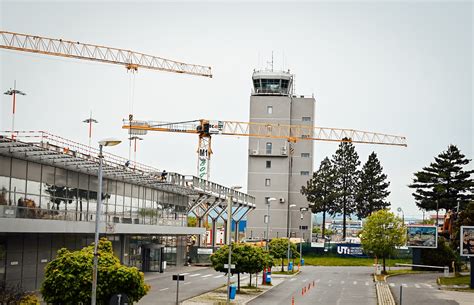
[0,29,409,291]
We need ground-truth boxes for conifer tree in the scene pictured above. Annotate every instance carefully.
[356,152,391,219]
[409,145,474,223]
[301,157,337,238]
[332,139,360,239]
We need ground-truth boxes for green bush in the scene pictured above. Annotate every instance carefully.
[421,237,460,272]
[41,238,149,304]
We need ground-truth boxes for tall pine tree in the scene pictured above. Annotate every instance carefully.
[356,152,391,219]
[332,139,360,239]
[301,157,337,238]
[409,145,474,222]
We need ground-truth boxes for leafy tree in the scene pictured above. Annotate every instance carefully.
[360,209,405,274]
[0,280,40,304]
[268,238,299,272]
[451,201,474,250]
[210,244,271,290]
[356,152,391,219]
[301,157,337,238]
[409,145,474,222]
[41,238,149,304]
[332,139,360,239]
[187,216,197,227]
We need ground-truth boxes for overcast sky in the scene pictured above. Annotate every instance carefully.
[1,1,472,218]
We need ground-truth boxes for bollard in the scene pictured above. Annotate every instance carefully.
[301,287,304,295]
[291,296,295,305]
[444,266,449,277]
[400,285,403,305]
[308,283,311,290]
[313,280,315,287]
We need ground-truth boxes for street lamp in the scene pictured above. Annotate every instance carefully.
[397,207,404,224]
[91,138,121,305]
[4,80,26,139]
[227,186,241,305]
[299,207,309,264]
[265,198,276,250]
[286,203,296,271]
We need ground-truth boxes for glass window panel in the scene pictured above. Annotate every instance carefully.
[0,156,10,205]
[266,142,272,154]
[26,162,41,196]
[11,158,26,180]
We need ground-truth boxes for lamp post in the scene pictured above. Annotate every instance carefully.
[265,197,276,250]
[4,80,26,139]
[397,207,404,224]
[286,204,296,271]
[227,186,241,305]
[91,138,121,305]
[83,111,98,154]
[299,207,308,264]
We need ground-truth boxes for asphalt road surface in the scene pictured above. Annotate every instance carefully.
[387,272,469,305]
[138,267,247,305]
[248,266,377,305]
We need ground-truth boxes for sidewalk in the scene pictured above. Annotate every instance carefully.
[182,272,294,304]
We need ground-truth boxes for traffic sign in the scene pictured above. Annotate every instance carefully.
[223,264,236,269]
[172,274,185,281]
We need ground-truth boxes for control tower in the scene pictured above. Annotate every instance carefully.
[246,69,315,241]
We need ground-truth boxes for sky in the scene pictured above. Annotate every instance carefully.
[0,1,472,219]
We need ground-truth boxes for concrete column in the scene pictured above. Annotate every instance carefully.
[211,219,217,249]
[197,217,203,247]
[223,220,227,244]
[234,221,239,243]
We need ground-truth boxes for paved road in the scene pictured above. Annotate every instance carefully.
[139,267,248,305]
[248,266,376,305]
[387,273,472,305]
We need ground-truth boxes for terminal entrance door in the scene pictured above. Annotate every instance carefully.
[142,244,164,273]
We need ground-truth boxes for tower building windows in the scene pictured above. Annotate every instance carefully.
[266,142,272,154]
[267,106,273,114]
[266,160,271,168]
[265,179,271,186]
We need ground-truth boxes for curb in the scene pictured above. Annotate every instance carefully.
[373,274,395,305]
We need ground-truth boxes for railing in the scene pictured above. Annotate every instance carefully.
[0,205,187,227]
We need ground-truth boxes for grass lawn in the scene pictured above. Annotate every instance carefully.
[438,275,470,286]
[293,256,411,267]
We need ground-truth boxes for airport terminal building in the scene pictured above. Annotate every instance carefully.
[0,131,254,290]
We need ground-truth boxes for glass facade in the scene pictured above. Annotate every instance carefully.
[0,155,188,226]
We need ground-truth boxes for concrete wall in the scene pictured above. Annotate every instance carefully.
[247,95,314,240]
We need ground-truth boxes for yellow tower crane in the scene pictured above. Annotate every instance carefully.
[122,119,407,180]
[0,30,212,77]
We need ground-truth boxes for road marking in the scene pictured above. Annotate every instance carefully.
[302,279,307,282]
[328,284,332,287]
[159,288,169,291]
[402,284,408,288]
[201,274,213,278]
[290,278,296,282]
[316,279,320,283]
[181,273,190,276]
[422,283,433,288]
[389,283,395,287]
[415,284,421,288]
[353,281,357,285]
[365,282,370,286]
[341,281,345,284]
[189,274,201,277]
[183,282,191,285]
[214,275,224,279]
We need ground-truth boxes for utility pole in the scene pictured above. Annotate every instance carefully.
[4,80,26,139]
[227,186,241,304]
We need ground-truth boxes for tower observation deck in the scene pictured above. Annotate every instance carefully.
[252,70,293,96]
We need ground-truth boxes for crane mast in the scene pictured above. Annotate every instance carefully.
[123,119,407,180]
